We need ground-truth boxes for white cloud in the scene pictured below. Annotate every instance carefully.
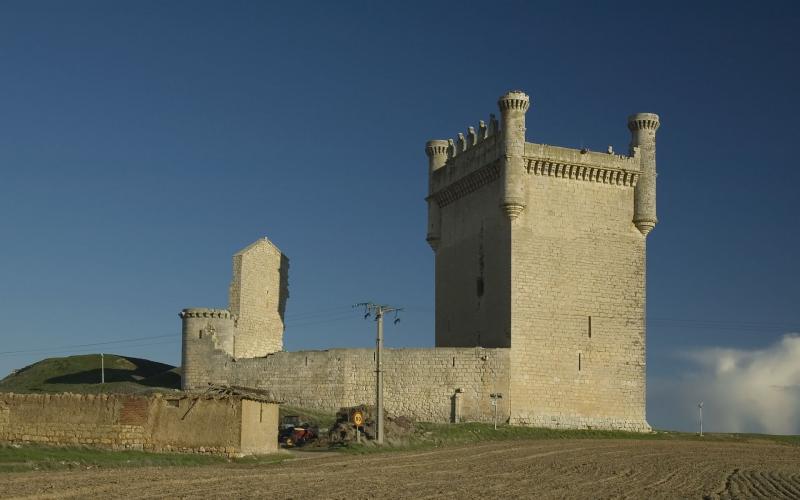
[649,334,800,435]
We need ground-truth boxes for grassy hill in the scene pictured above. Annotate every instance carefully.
[0,354,181,394]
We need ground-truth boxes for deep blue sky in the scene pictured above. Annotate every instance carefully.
[1,1,798,433]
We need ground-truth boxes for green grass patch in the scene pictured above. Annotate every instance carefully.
[279,404,337,429]
[336,422,800,454]
[271,404,800,454]
[0,444,288,473]
[0,354,179,395]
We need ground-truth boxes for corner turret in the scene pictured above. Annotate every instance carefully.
[425,140,449,251]
[498,91,530,219]
[180,308,236,390]
[628,113,660,236]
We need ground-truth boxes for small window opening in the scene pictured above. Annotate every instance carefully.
[452,357,456,367]
[588,316,592,338]
[578,353,582,371]
[305,356,308,367]
[198,330,203,339]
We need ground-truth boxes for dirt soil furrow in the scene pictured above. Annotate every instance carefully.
[1,439,799,499]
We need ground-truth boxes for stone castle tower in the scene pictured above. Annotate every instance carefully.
[179,90,657,431]
[426,91,658,428]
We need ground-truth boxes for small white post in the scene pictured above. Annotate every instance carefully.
[698,401,703,437]
[490,393,503,430]
[101,353,105,384]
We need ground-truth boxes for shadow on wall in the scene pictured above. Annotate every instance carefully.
[278,254,290,321]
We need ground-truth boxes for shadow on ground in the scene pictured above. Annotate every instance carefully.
[45,356,173,384]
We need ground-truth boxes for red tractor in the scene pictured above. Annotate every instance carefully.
[279,415,318,448]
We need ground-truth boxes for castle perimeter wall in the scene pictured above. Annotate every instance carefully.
[0,393,278,455]
[184,332,510,423]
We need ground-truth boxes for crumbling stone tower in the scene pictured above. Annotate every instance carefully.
[426,91,658,429]
[229,238,289,357]
[180,238,288,390]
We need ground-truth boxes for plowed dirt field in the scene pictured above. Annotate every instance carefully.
[2,439,799,499]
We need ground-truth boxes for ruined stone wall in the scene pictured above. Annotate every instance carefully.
[185,333,510,423]
[229,238,288,357]
[508,144,649,431]
[0,393,278,454]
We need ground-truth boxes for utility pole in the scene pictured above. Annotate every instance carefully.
[100,353,105,384]
[354,302,403,445]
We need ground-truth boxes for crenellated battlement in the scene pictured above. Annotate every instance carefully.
[523,142,642,187]
[425,140,449,160]
[427,141,643,210]
[427,92,656,219]
[427,115,503,198]
[524,143,640,171]
[446,114,500,158]
[497,90,530,112]
[627,113,660,131]
[179,308,237,320]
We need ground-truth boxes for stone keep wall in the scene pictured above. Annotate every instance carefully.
[229,238,289,357]
[426,90,657,431]
[183,329,510,423]
[426,113,510,349]
[435,175,511,349]
[0,393,278,455]
[509,145,648,431]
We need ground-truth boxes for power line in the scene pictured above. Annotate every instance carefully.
[283,305,354,320]
[1,312,795,362]
[0,334,174,356]
[284,314,356,329]
[0,340,179,361]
